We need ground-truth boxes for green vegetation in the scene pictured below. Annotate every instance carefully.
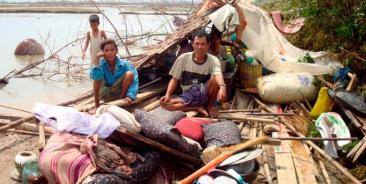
[298,52,315,63]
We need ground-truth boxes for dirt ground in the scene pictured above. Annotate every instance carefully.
[0,133,38,184]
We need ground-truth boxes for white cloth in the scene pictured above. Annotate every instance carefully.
[208,2,342,75]
[32,102,120,138]
[208,4,239,34]
[96,105,141,133]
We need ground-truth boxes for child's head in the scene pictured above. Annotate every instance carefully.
[89,14,100,30]
[100,39,118,61]
[89,14,100,23]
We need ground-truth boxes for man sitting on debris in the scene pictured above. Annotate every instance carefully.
[90,39,139,113]
[160,30,227,118]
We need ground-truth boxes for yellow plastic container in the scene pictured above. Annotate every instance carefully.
[309,87,335,119]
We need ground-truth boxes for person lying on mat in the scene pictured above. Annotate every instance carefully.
[160,30,227,118]
[90,39,138,112]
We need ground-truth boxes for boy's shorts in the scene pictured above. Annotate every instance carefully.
[179,83,208,106]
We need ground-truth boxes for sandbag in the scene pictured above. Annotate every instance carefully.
[96,105,141,133]
[257,73,318,104]
[309,87,335,119]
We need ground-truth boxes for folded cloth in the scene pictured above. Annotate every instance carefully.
[39,132,97,184]
[180,82,209,106]
[32,102,120,138]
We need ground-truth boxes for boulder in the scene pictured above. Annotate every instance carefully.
[14,38,45,55]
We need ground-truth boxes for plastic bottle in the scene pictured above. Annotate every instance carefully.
[226,46,236,71]
[245,50,259,65]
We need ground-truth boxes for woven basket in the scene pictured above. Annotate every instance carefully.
[238,62,262,88]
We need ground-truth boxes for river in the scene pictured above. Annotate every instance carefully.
[0,7,186,115]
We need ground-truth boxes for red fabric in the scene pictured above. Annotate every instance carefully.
[175,117,211,141]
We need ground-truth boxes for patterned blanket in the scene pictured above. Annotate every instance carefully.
[39,132,97,184]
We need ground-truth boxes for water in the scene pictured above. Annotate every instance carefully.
[0,7,184,115]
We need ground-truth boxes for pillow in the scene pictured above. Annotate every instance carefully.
[149,107,186,125]
[96,105,141,133]
[175,117,211,141]
[134,109,200,157]
[203,121,241,147]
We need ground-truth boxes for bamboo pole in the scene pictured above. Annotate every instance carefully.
[318,159,332,184]
[218,109,261,113]
[218,113,276,123]
[0,104,32,114]
[253,96,362,184]
[0,90,93,133]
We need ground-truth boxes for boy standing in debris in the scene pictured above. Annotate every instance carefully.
[82,14,107,66]
[90,39,139,112]
[160,30,227,118]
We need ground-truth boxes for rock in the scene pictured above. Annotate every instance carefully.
[14,39,45,55]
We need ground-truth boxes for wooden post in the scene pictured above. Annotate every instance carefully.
[38,121,46,151]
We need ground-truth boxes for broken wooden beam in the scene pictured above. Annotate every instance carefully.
[114,127,201,165]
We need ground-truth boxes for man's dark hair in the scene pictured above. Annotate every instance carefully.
[100,39,118,50]
[89,14,100,23]
[210,25,222,40]
[192,30,210,43]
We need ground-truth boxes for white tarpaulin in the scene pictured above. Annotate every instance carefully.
[208,2,341,75]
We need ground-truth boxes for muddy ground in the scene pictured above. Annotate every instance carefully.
[0,133,38,184]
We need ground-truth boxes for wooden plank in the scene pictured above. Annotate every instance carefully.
[218,113,276,123]
[142,99,160,111]
[38,121,46,151]
[273,129,298,184]
[78,85,166,112]
[291,140,317,184]
[114,127,201,165]
[0,119,54,134]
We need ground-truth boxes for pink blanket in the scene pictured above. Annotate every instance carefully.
[40,132,97,184]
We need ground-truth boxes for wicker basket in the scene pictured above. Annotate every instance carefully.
[238,62,262,88]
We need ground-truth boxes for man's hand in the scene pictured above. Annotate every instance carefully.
[96,51,104,58]
[160,94,171,104]
[217,86,227,102]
